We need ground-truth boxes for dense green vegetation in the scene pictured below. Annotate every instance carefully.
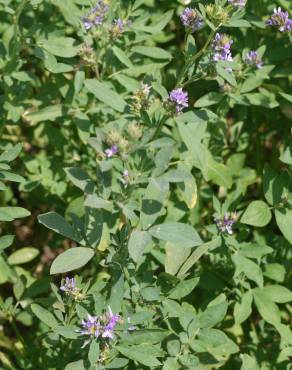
[0,0,291,369]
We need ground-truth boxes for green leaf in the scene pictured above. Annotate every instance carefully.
[240,354,260,370]
[253,288,281,326]
[234,291,253,325]
[199,295,228,328]
[119,329,170,345]
[84,79,126,112]
[50,247,94,274]
[158,169,192,183]
[0,255,11,284]
[38,212,82,243]
[233,254,263,287]
[132,10,173,34]
[123,63,168,77]
[140,179,169,230]
[25,105,63,124]
[0,171,25,183]
[194,92,223,108]
[84,208,103,249]
[65,167,94,192]
[88,341,100,367]
[275,208,292,244]
[261,285,292,303]
[169,278,199,300]
[263,263,285,283]
[54,326,79,339]
[205,158,233,189]
[240,200,272,227]
[164,242,191,276]
[241,76,264,93]
[149,222,202,248]
[279,92,292,103]
[263,166,289,205]
[31,304,58,328]
[113,74,140,92]
[216,64,237,87]
[112,46,133,68]
[195,328,239,357]
[116,345,162,367]
[8,247,39,265]
[128,229,152,263]
[0,207,30,222]
[84,194,113,212]
[0,235,14,251]
[65,361,85,370]
[132,46,172,60]
[228,19,251,27]
[0,143,22,162]
[109,273,124,313]
[38,37,78,58]
[178,237,222,278]
[105,358,129,369]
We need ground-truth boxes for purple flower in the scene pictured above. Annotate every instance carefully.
[82,1,109,31]
[169,88,189,113]
[245,51,263,69]
[79,307,120,343]
[60,277,76,293]
[212,33,233,63]
[81,314,101,339]
[214,213,237,234]
[180,8,204,32]
[102,307,120,339]
[266,7,292,33]
[115,18,124,32]
[110,18,126,37]
[228,0,246,8]
[105,145,118,158]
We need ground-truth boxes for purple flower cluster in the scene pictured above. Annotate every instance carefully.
[266,7,292,33]
[169,88,189,113]
[82,0,109,31]
[80,307,120,342]
[60,277,76,293]
[214,213,237,235]
[111,18,125,37]
[180,8,204,32]
[212,33,233,63]
[228,0,246,8]
[245,51,263,69]
[105,144,118,158]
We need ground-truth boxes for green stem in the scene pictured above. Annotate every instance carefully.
[150,115,169,142]
[13,0,29,31]
[176,28,218,87]
[192,29,217,70]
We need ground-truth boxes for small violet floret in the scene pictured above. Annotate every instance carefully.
[82,0,109,31]
[102,307,120,339]
[105,145,118,158]
[214,213,237,235]
[180,8,204,32]
[60,277,76,293]
[212,33,233,63]
[228,0,246,8]
[245,51,263,69]
[266,7,292,33]
[80,307,120,345]
[81,314,101,339]
[169,88,189,113]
